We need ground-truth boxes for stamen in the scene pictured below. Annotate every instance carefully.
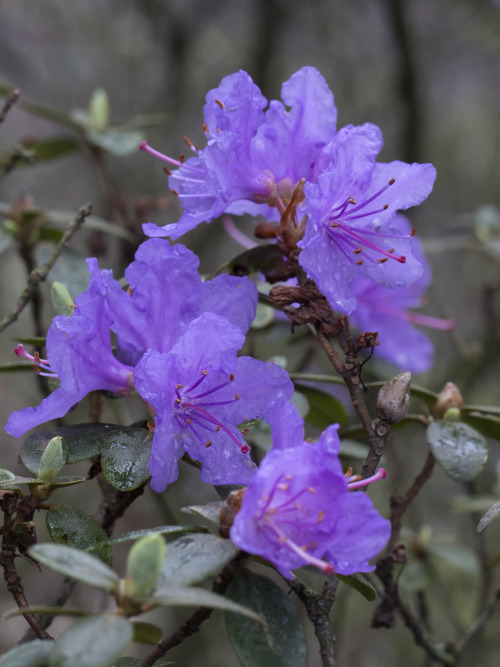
[348,468,387,490]
[317,511,325,523]
[139,140,205,175]
[215,99,224,109]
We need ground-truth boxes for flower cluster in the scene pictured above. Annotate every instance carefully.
[231,397,390,579]
[140,66,436,317]
[5,239,293,491]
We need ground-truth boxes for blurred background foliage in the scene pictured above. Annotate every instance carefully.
[1,0,500,664]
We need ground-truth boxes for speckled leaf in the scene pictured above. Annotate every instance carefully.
[0,640,54,667]
[47,506,112,565]
[49,614,132,667]
[225,571,306,667]
[126,534,166,596]
[51,282,75,316]
[294,383,349,429]
[477,499,500,534]
[463,412,500,441]
[427,420,488,482]
[180,501,224,529]
[20,423,125,473]
[131,622,162,645]
[156,534,239,589]
[30,544,118,591]
[100,428,152,491]
[152,586,260,621]
[337,573,377,601]
[89,526,203,550]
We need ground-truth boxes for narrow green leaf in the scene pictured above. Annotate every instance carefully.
[0,362,37,373]
[47,506,112,565]
[463,412,500,441]
[50,475,86,487]
[151,586,260,621]
[427,420,488,482]
[0,640,54,667]
[131,622,162,645]
[29,544,119,591]
[337,573,377,601]
[86,129,144,157]
[51,282,75,316]
[50,614,132,667]
[38,436,64,483]
[126,534,166,597]
[101,428,152,491]
[225,571,306,667]
[0,469,16,482]
[88,525,204,550]
[156,534,239,589]
[180,501,224,528]
[477,499,500,534]
[22,136,81,162]
[427,543,479,574]
[13,336,47,347]
[294,383,349,429]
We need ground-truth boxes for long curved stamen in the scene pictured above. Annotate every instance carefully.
[140,140,205,175]
[347,468,387,490]
[15,344,58,378]
[264,517,334,574]
[330,222,406,263]
[379,305,456,331]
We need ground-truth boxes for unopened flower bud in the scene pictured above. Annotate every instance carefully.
[432,382,463,419]
[377,372,411,424]
[219,488,246,538]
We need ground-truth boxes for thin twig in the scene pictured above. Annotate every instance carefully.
[289,579,338,667]
[139,562,237,667]
[0,203,91,334]
[0,89,20,126]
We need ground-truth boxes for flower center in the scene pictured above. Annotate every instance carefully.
[257,473,334,574]
[327,179,415,266]
[173,370,249,454]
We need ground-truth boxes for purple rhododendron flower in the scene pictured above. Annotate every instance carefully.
[140,67,338,238]
[349,215,454,373]
[5,262,134,438]
[230,397,390,579]
[298,124,437,314]
[91,238,258,366]
[134,313,294,492]
[5,239,258,438]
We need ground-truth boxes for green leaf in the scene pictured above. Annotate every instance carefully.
[35,244,90,297]
[339,439,369,459]
[47,506,112,565]
[156,534,239,589]
[86,129,144,157]
[22,136,81,162]
[38,436,64,483]
[2,606,90,620]
[225,571,306,667]
[51,282,75,316]
[294,383,349,429]
[49,475,86,487]
[0,362,37,373]
[29,544,119,592]
[21,423,125,473]
[0,640,54,667]
[131,622,162,645]
[427,420,488,482]
[180,501,224,529]
[89,525,204,550]
[463,412,500,441]
[477,499,500,534]
[101,428,153,491]
[151,586,260,621]
[337,573,377,601]
[89,88,110,131]
[427,543,479,574]
[0,469,16,483]
[13,336,47,347]
[126,534,166,597]
[49,614,133,667]
[251,302,275,330]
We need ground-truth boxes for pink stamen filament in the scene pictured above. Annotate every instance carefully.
[15,344,57,377]
[264,517,334,574]
[222,215,258,250]
[181,402,249,453]
[347,468,387,490]
[383,306,456,331]
[140,141,205,175]
[330,223,406,263]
